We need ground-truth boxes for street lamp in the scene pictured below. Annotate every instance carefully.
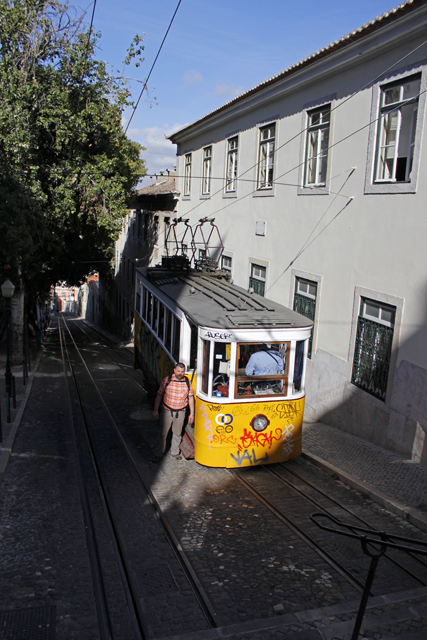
[1,279,15,393]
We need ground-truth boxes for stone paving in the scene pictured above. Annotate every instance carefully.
[1,322,427,639]
[302,422,427,533]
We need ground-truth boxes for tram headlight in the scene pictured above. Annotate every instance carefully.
[250,414,270,432]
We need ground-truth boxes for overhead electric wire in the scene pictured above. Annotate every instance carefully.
[124,0,182,134]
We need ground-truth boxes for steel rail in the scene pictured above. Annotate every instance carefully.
[61,315,220,630]
[229,469,367,594]
[273,464,427,585]
[58,318,144,640]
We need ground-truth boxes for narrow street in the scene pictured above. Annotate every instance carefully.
[1,315,427,639]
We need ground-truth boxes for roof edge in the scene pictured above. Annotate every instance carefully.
[169,0,425,143]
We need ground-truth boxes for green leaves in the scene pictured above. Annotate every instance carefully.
[0,0,146,294]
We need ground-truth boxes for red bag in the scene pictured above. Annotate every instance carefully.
[180,425,195,459]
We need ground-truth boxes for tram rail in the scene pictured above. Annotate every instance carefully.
[58,315,220,638]
[55,314,427,636]
[275,464,427,584]
[228,464,427,599]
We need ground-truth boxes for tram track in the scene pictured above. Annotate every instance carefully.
[55,314,427,633]
[228,463,427,600]
[58,315,220,638]
[275,464,427,583]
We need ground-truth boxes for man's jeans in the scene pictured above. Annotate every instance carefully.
[154,408,186,457]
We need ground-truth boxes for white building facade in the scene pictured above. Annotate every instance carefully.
[170,1,427,464]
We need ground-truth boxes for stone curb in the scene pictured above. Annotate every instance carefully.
[301,451,427,534]
[0,349,42,489]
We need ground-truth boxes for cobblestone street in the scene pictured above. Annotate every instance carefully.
[1,323,427,639]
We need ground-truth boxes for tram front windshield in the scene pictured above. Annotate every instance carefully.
[236,342,289,398]
[201,339,306,400]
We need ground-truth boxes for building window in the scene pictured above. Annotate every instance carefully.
[293,278,317,358]
[249,263,266,296]
[304,105,330,186]
[202,146,212,195]
[352,298,395,401]
[221,255,232,275]
[184,153,192,196]
[374,75,420,183]
[258,124,275,189]
[226,136,238,192]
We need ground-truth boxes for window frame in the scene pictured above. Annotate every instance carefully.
[184,153,192,197]
[348,287,404,406]
[374,75,420,184]
[201,145,212,196]
[364,66,426,195]
[293,277,318,359]
[225,136,238,193]
[351,297,396,402]
[304,105,331,188]
[290,270,322,358]
[257,123,276,191]
[221,254,233,276]
[249,262,267,296]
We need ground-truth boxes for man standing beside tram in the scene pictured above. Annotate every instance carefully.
[152,363,195,462]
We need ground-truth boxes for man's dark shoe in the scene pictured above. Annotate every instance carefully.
[171,454,182,460]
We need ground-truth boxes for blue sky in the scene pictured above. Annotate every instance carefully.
[90,0,400,184]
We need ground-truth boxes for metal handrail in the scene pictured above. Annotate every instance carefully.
[311,512,427,639]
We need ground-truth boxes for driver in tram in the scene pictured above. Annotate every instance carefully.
[245,344,284,376]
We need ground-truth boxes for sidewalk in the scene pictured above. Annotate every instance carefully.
[0,341,41,487]
[302,421,427,533]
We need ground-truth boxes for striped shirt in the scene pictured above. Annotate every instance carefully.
[158,374,194,411]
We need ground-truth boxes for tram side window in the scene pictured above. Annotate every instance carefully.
[172,317,181,362]
[212,342,230,398]
[165,309,172,352]
[158,302,165,341]
[201,339,211,395]
[141,285,146,319]
[189,323,198,370]
[294,340,305,393]
[136,281,141,316]
[236,342,289,397]
[152,297,158,331]
[146,291,153,326]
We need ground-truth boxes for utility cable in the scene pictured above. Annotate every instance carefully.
[124,0,182,134]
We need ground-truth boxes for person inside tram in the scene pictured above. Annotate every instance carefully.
[245,344,284,376]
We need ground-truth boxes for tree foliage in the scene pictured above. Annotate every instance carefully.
[0,0,146,299]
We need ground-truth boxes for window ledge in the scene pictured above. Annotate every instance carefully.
[364,181,417,195]
[223,191,237,199]
[297,185,329,196]
[253,189,275,197]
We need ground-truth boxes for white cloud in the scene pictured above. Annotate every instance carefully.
[127,124,186,187]
[215,82,244,98]
[183,69,203,87]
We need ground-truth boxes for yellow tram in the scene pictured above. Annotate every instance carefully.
[134,260,312,468]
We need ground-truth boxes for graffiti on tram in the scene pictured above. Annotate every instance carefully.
[197,400,301,466]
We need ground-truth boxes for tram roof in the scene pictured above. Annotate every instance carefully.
[137,266,313,330]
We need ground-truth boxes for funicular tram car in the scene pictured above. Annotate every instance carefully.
[134,260,312,468]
